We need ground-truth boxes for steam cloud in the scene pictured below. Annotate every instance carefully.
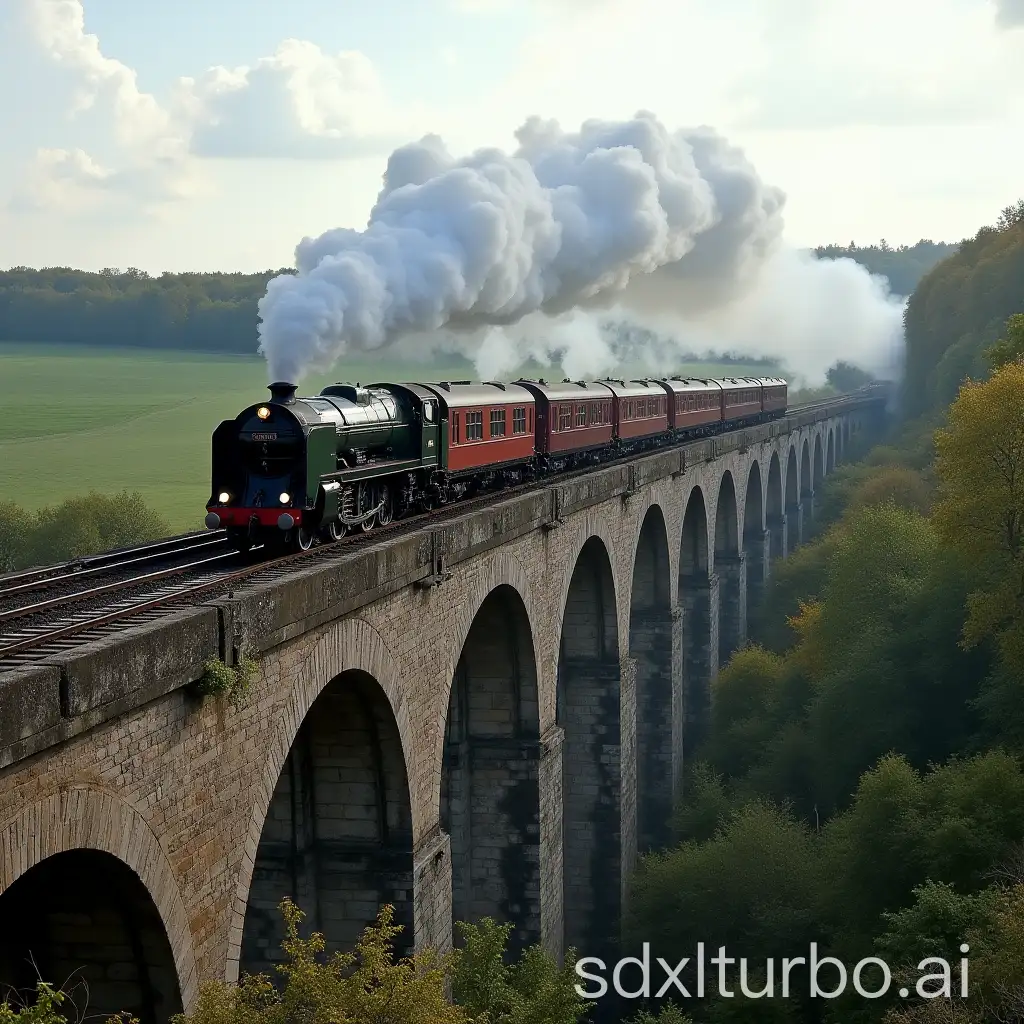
[257,111,905,385]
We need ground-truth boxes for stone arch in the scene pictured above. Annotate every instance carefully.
[843,419,851,457]
[714,471,740,560]
[743,461,766,638]
[814,432,825,492]
[551,519,623,672]
[441,584,541,955]
[715,472,743,666]
[787,444,802,548]
[557,536,621,960]
[801,439,812,500]
[231,618,415,981]
[630,505,674,853]
[0,851,183,1024]
[826,428,835,473]
[680,485,709,576]
[766,450,785,561]
[679,486,714,755]
[0,786,197,1014]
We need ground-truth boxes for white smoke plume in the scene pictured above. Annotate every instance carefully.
[257,110,904,385]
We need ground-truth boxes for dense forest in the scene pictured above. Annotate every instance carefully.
[0,239,954,359]
[902,199,1024,416]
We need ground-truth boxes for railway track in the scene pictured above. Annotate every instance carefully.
[0,530,230,596]
[0,395,864,670]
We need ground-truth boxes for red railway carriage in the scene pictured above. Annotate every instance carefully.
[654,376,724,432]
[756,376,788,418]
[596,378,670,442]
[421,381,536,474]
[513,379,615,457]
[720,377,763,425]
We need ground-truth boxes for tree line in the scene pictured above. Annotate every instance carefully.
[0,239,953,359]
[812,239,957,297]
[0,266,289,355]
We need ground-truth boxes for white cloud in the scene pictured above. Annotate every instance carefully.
[177,39,423,160]
[726,0,1024,129]
[475,0,1024,134]
[1,0,192,214]
[995,0,1024,25]
[23,0,171,148]
[0,0,424,224]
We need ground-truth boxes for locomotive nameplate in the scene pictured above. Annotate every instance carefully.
[251,432,278,441]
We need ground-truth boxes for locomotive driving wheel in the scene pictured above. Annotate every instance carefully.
[377,484,394,526]
[295,526,315,551]
[358,482,378,532]
[323,519,346,542]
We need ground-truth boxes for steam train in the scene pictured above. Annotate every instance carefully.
[204,374,788,553]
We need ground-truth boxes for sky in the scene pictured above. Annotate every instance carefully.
[1,0,1022,274]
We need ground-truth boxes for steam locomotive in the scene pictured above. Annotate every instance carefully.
[204,375,788,553]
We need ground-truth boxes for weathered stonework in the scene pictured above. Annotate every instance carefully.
[0,397,886,1017]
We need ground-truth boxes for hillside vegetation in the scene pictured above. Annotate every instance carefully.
[902,199,1024,415]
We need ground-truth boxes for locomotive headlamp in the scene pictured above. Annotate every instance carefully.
[279,492,291,504]
[257,406,271,420]
[218,491,230,503]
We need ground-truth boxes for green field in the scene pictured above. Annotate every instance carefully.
[0,343,780,532]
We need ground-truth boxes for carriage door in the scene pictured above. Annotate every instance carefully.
[421,399,441,466]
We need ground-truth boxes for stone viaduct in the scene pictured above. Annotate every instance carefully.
[0,392,887,1023]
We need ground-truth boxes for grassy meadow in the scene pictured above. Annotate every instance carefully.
[0,342,779,533]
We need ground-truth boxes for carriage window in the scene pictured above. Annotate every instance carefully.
[490,408,506,437]
[453,413,460,444]
[559,404,572,431]
[465,410,483,440]
[513,407,526,433]
[576,404,586,427]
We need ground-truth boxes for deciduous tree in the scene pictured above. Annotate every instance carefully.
[933,361,1024,671]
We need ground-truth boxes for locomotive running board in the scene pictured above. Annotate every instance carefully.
[324,457,424,484]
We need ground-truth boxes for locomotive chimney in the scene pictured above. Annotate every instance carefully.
[268,381,298,404]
